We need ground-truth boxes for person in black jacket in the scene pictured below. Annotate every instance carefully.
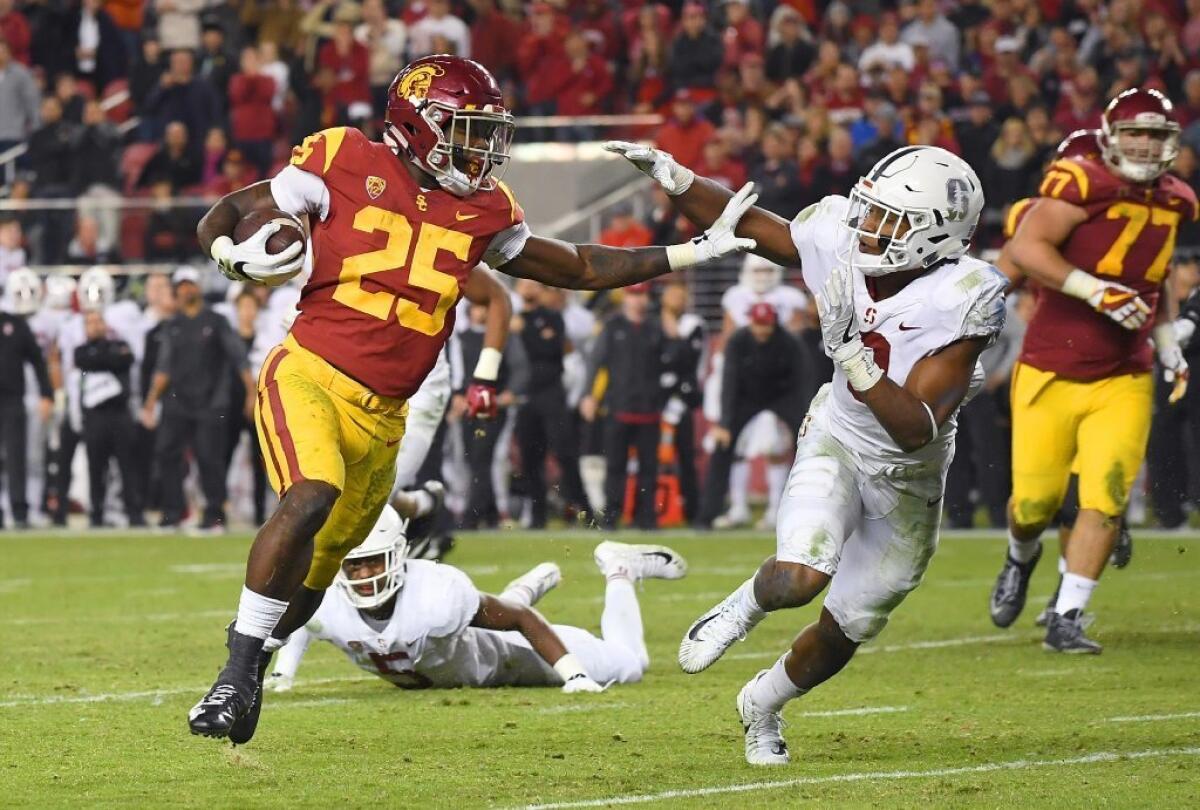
[0,304,53,530]
[75,310,144,528]
[581,283,664,531]
[453,301,530,529]
[658,279,705,526]
[141,268,254,532]
[513,280,590,528]
[700,302,808,528]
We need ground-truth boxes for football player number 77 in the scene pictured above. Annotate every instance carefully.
[333,204,469,336]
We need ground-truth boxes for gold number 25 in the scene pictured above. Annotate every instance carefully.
[333,206,471,336]
[1095,201,1180,284]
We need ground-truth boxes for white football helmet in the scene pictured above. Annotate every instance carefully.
[841,145,984,277]
[4,268,42,315]
[739,254,783,294]
[44,275,77,310]
[78,267,116,312]
[333,505,409,610]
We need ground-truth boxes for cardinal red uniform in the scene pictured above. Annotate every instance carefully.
[259,125,527,587]
[1010,156,1199,524]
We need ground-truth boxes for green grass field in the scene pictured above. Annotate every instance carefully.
[2,529,1198,808]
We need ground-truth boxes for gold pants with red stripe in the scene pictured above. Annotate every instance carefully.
[256,334,408,589]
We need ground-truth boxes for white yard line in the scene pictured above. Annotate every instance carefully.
[1,609,233,626]
[794,705,909,718]
[511,747,1200,810]
[537,702,630,716]
[727,632,1027,662]
[1104,711,1200,723]
[0,675,373,709]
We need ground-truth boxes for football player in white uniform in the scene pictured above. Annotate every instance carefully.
[265,505,687,692]
[721,253,808,336]
[606,141,1006,765]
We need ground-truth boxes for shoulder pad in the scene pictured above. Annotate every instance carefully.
[1003,197,1035,239]
[409,561,480,638]
[1162,174,1200,221]
[932,257,1007,342]
[288,127,365,177]
[790,194,848,248]
[1037,158,1116,205]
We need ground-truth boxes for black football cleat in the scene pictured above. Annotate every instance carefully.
[1109,522,1133,569]
[226,623,274,745]
[1043,609,1102,654]
[989,543,1042,628]
[188,676,253,739]
[405,480,445,547]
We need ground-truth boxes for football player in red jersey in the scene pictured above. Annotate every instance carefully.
[186,55,758,741]
[989,89,1197,653]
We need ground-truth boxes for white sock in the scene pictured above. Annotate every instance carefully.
[735,576,767,624]
[730,460,750,516]
[1007,529,1040,563]
[1054,572,1097,615]
[766,463,788,517]
[1057,556,1067,575]
[262,634,286,653]
[601,575,648,670]
[408,489,435,517]
[499,585,535,607]
[749,653,808,713]
[233,586,289,640]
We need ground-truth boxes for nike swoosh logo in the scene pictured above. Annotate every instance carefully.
[645,551,675,564]
[927,495,942,507]
[1101,290,1132,306]
[898,323,920,331]
[841,319,857,344]
[455,211,479,221]
[386,438,401,447]
[687,612,720,641]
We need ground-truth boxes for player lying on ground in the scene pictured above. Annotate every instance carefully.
[187,54,757,743]
[264,506,687,692]
[986,88,1195,654]
[607,139,1006,765]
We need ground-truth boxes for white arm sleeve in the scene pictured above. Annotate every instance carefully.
[270,165,332,222]
[482,221,532,267]
[271,627,314,679]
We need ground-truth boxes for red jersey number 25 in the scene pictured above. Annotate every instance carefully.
[334,205,471,336]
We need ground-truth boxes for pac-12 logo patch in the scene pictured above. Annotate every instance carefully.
[945,178,969,221]
[365,175,386,199]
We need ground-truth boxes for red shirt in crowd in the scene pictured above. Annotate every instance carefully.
[1,8,31,64]
[228,73,278,142]
[599,217,653,248]
[721,16,765,70]
[317,39,370,108]
[517,17,570,106]
[471,8,523,79]
[554,53,614,116]
[655,115,716,169]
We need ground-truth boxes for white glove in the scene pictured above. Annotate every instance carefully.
[211,224,304,288]
[561,673,606,694]
[816,263,883,392]
[665,182,759,270]
[602,140,695,195]
[264,672,294,693]
[1154,323,1190,404]
[1061,269,1151,330]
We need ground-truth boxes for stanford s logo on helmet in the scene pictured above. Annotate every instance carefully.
[384,55,515,197]
[1099,88,1180,184]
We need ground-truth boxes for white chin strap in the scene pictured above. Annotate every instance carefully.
[849,246,912,277]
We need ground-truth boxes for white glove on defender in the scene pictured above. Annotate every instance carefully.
[1154,323,1190,404]
[211,224,304,288]
[603,140,696,195]
[560,673,606,694]
[816,264,883,392]
[665,183,759,270]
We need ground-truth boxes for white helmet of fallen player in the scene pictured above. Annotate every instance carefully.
[739,253,783,294]
[4,268,42,315]
[841,145,984,277]
[78,267,116,312]
[334,505,410,610]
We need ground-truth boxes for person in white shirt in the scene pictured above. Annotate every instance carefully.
[407,0,470,59]
[266,506,687,692]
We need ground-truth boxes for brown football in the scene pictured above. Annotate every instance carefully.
[234,208,306,255]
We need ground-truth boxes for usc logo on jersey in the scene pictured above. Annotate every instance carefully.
[398,64,444,100]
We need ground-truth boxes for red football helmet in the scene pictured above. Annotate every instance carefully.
[1099,88,1181,183]
[1056,128,1100,160]
[384,55,515,197]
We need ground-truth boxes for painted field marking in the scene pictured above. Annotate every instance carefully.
[537,702,630,716]
[794,705,909,718]
[0,675,373,709]
[727,632,1029,662]
[511,747,1200,810]
[1104,711,1200,723]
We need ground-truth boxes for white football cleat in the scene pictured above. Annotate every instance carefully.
[679,590,758,674]
[737,672,790,766]
[593,541,688,581]
[712,509,751,530]
[502,562,562,607]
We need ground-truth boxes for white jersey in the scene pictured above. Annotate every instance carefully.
[722,283,808,329]
[789,195,1006,466]
[285,561,557,688]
